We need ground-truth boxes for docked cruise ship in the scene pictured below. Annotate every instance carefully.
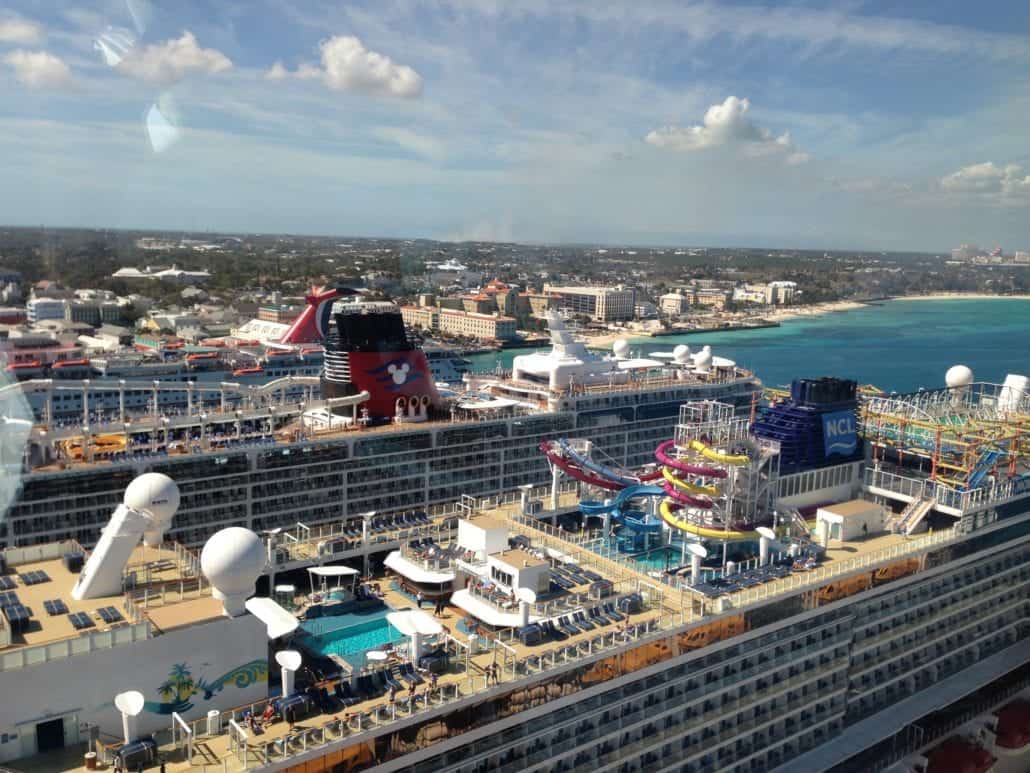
[0,364,1027,773]
[0,290,761,550]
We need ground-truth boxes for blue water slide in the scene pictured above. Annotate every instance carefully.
[580,484,666,518]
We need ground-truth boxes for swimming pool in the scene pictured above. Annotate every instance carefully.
[301,616,401,659]
[629,546,682,572]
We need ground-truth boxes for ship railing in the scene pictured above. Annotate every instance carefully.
[725,526,958,610]
[0,620,150,673]
[865,466,1028,513]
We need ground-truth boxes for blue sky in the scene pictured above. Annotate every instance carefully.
[1,0,1029,251]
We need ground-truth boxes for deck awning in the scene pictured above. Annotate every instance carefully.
[386,609,444,637]
[450,589,539,628]
[383,550,456,584]
[245,597,299,639]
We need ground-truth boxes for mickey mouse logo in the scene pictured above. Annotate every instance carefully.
[387,362,411,385]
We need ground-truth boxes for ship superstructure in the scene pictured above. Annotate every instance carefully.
[0,301,761,551]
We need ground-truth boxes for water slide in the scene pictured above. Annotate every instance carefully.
[579,484,666,518]
[688,439,749,466]
[539,441,623,491]
[660,481,714,509]
[659,500,754,541]
[541,439,663,491]
[654,440,727,479]
[660,467,720,497]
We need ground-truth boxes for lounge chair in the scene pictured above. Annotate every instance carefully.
[572,611,595,631]
[557,616,580,636]
[602,602,625,621]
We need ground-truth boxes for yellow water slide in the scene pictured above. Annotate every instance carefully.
[660,467,720,496]
[688,440,749,466]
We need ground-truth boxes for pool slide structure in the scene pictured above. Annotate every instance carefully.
[539,439,663,491]
[579,484,667,522]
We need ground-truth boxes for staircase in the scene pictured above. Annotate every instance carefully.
[786,509,810,539]
[888,496,936,535]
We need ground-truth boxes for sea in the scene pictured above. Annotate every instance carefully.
[467,298,1030,393]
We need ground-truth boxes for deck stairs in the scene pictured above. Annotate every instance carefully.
[888,496,936,535]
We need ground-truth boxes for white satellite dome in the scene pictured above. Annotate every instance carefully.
[695,348,713,367]
[201,527,267,617]
[123,473,180,523]
[945,364,974,389]
[612,339,631,358]
[673,344,690,364]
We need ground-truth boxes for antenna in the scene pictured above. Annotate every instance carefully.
[686,542,707,587]
[275,650,302,697]
[756,526,776,566]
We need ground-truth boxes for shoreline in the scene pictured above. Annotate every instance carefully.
[891,293,1030,302]
[575,293,1028,349]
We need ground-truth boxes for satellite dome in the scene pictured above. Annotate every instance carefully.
[696,349,713,366]
[123,473,180,524]
[612,339,630,358]
[673,344,690,364]
[946,364,974,388]
[201,527,266,617]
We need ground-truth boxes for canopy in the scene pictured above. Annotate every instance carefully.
[387,610,444,637]
[383,551,455,584]
[244,597,299,640]
[307,566,360,577]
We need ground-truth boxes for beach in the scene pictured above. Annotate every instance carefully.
[894,293,1030,301]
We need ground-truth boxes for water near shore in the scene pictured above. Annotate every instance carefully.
[467,298,1030,393]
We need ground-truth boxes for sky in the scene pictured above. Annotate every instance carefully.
[1,0,1029,251]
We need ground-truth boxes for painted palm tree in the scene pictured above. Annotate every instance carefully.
[167,663,197,704]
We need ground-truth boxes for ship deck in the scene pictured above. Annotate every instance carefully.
[0,543,216,658]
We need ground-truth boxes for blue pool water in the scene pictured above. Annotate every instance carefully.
[629,546,681,572]
[300,610,401,660]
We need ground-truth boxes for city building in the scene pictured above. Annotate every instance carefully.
[481,278,518,315]
[951,244,980,261]
[1015,251,1030,264]
[401,305,517,342]
[26,298,66,324]
[111,265,212,285]
[660,292,691,316]
[543,285,636,321]
[690,287,732,309]
[517,292,561,319]
[64,301,123,328]
[0,308,27,325]
[459,294,496,315]
[256,305,302,324]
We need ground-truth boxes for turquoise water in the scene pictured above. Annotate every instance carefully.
[629,546,681,572]
[300,612,401,659]
[469,299,1030,393]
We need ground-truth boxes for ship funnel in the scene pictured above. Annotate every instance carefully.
[72,473,180,600]
[114,690,145,744]
[276,650,302,697]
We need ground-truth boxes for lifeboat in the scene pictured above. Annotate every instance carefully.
[5,360,42,371]
[187,352,220,362]
[52,358,91,369]
[233,366,264,377]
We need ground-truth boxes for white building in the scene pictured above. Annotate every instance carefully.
[660,292,690,316]
[26,298,66,324]
[543,285,636,322]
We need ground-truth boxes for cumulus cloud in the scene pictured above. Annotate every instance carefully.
[3,50,74,89]
[939,162,1030,196]
[266,36,422,98]
[0,18,42,44]
[116,31,231,84]
[645,96,808,163]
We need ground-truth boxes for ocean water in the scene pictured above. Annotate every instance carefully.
[467,299,1030,393]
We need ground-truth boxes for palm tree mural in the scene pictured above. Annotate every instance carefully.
[168,663,196,704]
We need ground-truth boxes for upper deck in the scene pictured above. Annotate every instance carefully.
[0,539,216,671]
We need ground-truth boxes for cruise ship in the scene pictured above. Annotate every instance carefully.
[0,289,761,550]
[0,364,1027,773]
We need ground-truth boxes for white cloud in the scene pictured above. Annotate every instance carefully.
[645,96,808,163]
[3,50,74,89]
[940,162,1030,196]
[375,127,445,161]
[0,18,42,44]
[116,31,231,84]
[266,35,422,98]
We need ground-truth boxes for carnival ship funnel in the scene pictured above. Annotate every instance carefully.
[321,297,441,422]
[279,282,363,344]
